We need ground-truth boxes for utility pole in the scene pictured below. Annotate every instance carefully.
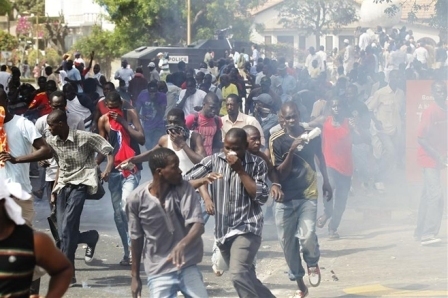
[187,0,191,45]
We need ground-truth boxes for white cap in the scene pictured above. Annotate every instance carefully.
[344,39,349,44]
[157,52,164,57]
[0,178,31,225]
[148,62,156,68]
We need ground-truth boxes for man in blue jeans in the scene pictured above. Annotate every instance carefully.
[98,91,145,265]
[269,102,332,298]
[414,80,447,246]
[126,148,207,298]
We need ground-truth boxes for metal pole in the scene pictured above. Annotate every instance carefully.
[35,15,39,64]
[187,0,191,45]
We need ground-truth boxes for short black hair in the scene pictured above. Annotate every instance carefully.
[148,80,158,89]
[47,109,67,124]
[226,93,241,104]
[104,82,115,90]
[225,128,247,143]
[0,65,6,71]
[50,91,65,103]
[203,92,219,104]
[105,91,122,103]
[167,107,185,120]
[166,74,173,83]
[148,147,177,174]
[136,67,143,74]
[45,66,53,75]
[242,125,260,136]
[185,77,196,87]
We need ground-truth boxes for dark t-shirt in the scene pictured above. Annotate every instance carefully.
[171,71,187,88]
[270,129,320,201]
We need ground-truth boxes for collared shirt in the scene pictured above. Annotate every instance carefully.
[126,180,204,277]
[254,113,278,148]
[35,113,85,181]
[185,152,269,244]
[221,112,265,145]
[367,85,405,135]
[47,129,113,194]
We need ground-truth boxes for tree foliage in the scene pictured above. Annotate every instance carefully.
[12,0,45,15]
[0,31,18,51]
[0,0,12,15]
[374,0,447,42]
[96,0,264,51]
[73,25,121,79]
[278,0,358,47]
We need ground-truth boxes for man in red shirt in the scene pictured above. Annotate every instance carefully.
[414,81,447,246]
[27,80,57,118]
[317,98,367,239]
[185,92,222,156]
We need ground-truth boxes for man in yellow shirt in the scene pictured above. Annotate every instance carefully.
[219,74,238,116]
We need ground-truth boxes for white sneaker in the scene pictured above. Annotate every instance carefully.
[421,237,441,246]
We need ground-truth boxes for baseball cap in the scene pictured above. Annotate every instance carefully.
[253,93,274,106]
[148,62,156,67]
[157,52,164,57]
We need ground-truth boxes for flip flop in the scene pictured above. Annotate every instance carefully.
[293,288,309,298]
[316,214,328,228]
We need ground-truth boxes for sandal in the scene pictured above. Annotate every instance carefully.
[119,257,131,266]
[316,214,329,228]
[293,288,309,298]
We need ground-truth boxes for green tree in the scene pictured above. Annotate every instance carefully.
[278,0,358,47]
[73,25,121,79]
[0,0,12,15]
[0,31,18,51]
[12,0,45,15]
[375,0,448,43]
[96,0,265,51]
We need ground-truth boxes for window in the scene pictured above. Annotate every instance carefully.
[277,35,294,45]
[325,36,333,52]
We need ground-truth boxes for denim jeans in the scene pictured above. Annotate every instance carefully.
[56,184,98,267]
[108,171,141,258]
[218,234,275,298]
[415,168,445,239]
[324,168,352,232]
[147,265,208,298]
[275,199,320,280]
[144,128,165,150]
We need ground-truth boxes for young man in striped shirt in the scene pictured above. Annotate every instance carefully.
[185,128,275,298]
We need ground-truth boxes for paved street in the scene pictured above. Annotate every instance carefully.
[33,166,448,298]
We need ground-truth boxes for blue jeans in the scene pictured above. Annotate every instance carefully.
[108,171,141,258]
[415,168,445,239]
[275,199,320,280]
[352,143,374,184]
[324,168,352,232]
[147,265,208,298]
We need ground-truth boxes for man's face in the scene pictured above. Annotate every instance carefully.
[202,100,219,118]
[148,86,158,99]
[47,119,62,136]
[331,100,340,116]
[167,115,184,128]
[63,87,76,101]
[50,96,66,111]
[159,155,183,185]
[105,100,122,112]
[66,61,73,70]
[221,76,229,87]
[224,136,246,160]
[186,82,196,94]
[45,83,57,98]
[261,81,270,93]
[195,73,204,83]
[38,78,46,90]
[226,98,239,117]
[282,107,300,133]
[246,131,261,154]
[103,85,114,97]
[93,65,100,74]
[433,84,447,103]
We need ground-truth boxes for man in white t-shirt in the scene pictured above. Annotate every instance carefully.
[305,47,323,75]
[0,89,52,226]
[317,46,327,73]
[177,77,207,116]
[62,83,94,131]
[114,60,134,89]
[0,65,11,92]
[65,60,83,93]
